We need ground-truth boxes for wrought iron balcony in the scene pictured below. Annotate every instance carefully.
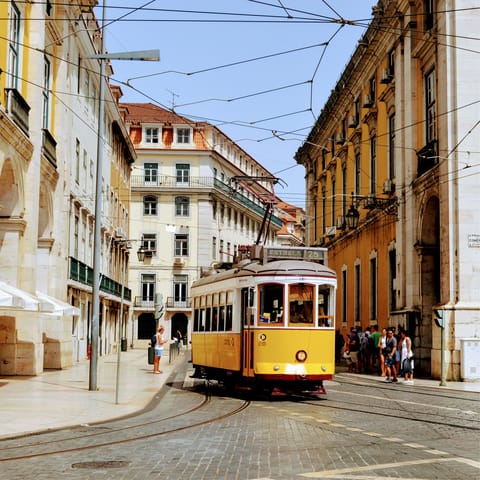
[69,257,131,301]
[42,128,57,168]
[5,88,30,136]
[134,296,154,309]
[165,296,192,309]
[417,140,438,177]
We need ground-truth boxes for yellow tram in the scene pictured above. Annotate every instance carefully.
[191,246,337,395]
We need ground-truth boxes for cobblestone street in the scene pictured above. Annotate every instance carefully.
[1,356,479,480]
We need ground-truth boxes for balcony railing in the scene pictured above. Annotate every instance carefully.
[134,296,154,309]
[69,257,131,302]
[166,296,192,309]
[5,88,30,136]
[131,174,282,228]
[42,128,57,168]
[417,140,438,177]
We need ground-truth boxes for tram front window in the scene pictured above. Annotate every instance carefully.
[258,283,284,325]
[289,284,314,326]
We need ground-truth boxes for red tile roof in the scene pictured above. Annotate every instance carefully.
[120,102,200,125]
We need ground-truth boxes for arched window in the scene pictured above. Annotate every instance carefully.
[175,196,189,217]
[143,195,157,215]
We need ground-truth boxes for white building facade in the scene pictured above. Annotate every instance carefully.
[121,103,283,345]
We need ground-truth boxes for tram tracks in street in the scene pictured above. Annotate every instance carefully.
[296,376,480,432]
[0,381,250,463]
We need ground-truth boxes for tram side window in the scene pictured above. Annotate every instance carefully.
[194,308,199,332]
[206,307,212,331]
[318,286,333,327]
[199,309,206,331]
[226,304,233,331]
[289,283,314,326]
[259,283,284,325]
[212,307,218,331]
[218,305,225,331]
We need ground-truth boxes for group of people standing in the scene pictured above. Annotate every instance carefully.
[337,325,415,384]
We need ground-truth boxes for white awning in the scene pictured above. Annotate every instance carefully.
[0,282,39,311]
[36,291,80,316]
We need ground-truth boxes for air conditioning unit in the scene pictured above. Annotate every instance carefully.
[363,94,374,108]
[325,226,336,237]
[364,195,376,209]
[335,134,345,145]
[383,179,395,194]
[348,115,358,128]
[380,68,393,84]
[336,216,346,229]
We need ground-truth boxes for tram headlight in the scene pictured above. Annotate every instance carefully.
[296,350,307,362]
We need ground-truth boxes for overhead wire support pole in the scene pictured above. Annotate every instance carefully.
[88,2,160,392]
[89,0,107,392]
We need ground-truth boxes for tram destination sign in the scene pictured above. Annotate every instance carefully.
[265,246,327,263]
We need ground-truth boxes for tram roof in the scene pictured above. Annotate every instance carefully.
[193,259,336,288]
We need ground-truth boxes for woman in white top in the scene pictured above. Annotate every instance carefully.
[153,326,167,374]
[399,330,414,384]
[378,328,387,377]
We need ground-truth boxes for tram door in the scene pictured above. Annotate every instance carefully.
[241,287,255,377]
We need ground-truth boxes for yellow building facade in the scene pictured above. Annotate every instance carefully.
[296,0,480,380]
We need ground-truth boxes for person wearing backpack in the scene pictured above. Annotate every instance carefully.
[153,326,168,374]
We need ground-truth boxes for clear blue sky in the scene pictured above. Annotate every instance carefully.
[101,1,376,208]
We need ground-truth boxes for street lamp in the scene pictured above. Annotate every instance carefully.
[88,0,159,391]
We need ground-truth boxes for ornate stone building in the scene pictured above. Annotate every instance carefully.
[295,0,480,380]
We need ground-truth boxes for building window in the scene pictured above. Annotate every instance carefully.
[173,275,188,305]
[369,75,376,105]
[141,274,155,303]
[175,196,190,216]
[212,236,217,260]
[389,249,397,312]
[370,257,377,321]
[425,69,436,144]
[370,136,376,194]
[388,48,395,76]
[175,234,188,256]
[321,187,326,235]
[331,178,336,227]
[42,56,51,129]
[354,263,361,323]
[8,2,20,89]
[143,195,157,215]
[142,234,156,254]
[144,163,158,184]
[341,269,347,324]
[424,0,434,30]
[175,127,191,144]
[176,163,190,184]
[355,151,361,196]
[388,114,395,179]
[145,127,159,144]
[342,166,347,216]
[321,149,327,170]
[75,138,80,184]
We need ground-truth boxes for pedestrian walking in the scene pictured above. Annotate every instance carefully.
[399,330,414,384]
[347,327,361,373]
[378,328,387,377]
[153,326,168,374]
[383,328,398,383]
[176,329,183,354]
[370,325,382,373]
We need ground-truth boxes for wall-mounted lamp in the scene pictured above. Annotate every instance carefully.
[345,192,398,229]
[136,245,146,262]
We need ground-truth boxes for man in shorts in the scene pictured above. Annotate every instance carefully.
[383,328,398,383]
